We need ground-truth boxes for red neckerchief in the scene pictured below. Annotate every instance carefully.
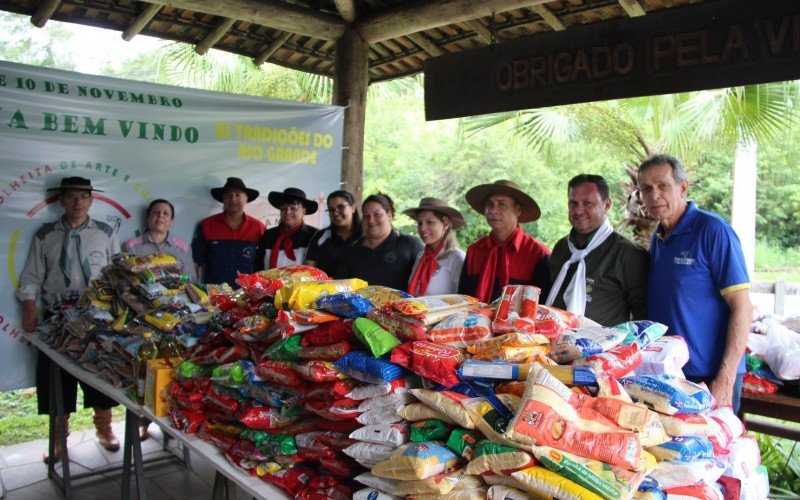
[474,225,521,303]
[407,239,445,296]
[270,222,302,268]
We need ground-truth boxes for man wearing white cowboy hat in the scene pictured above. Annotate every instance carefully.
[192,177,265,285]
[17,176,121,461]
[255,187,319,270]
[545,174,648,326]
[458,180,550,303]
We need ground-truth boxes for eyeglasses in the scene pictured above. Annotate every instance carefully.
[326,204,350,214]
[63,193,92,201]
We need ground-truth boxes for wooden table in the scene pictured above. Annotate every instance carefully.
[739,390,800,441]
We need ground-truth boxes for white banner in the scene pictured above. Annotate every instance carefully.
[0,61,344,391]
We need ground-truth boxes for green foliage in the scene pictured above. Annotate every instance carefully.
[756,431,800,497]
[0,388,124,446]
[0,12,76,70]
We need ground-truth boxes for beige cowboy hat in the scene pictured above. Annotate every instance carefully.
[465,179,541,223]
[403,197,466,229]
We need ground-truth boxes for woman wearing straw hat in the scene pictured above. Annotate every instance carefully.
[403,198,466,296]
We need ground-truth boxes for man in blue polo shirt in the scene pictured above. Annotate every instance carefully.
[192,177,265,285]
[638,154,753,412]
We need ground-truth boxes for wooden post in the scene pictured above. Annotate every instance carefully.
[333,28,368,206]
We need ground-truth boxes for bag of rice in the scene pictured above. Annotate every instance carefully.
[399,403,458,424]
[504,363,643,471]
[707,406,745,453]
[511,466,604,500]
[662,484,724,500]
[354,472,401,494]
[657,413,717,437]
[429,310,493,348]
[358,389,415,411]
[465,440,535,476]
[353,489,402,500]
[620,374,712,415]
[486,485,529,500]
[573,342,643,380]
[347,377,408,400]
[549,326,627,363]
[395,467,480,495]
[636,335,690,376]
[357,403,405,425]
[343,441,395,462]
[371,442,462,480]
[350,422,410,447]
[368,306,432,341]
[615,320,668,348]
[646,436,714,462]
[650,459,726,489]
[410,389,475,429]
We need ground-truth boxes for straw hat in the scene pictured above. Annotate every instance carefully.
[403,197,465,229]
[465,180,541,223]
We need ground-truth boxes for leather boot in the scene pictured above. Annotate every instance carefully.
[93,408,120,452]
[43,414,70,464]
[139,422,150,441]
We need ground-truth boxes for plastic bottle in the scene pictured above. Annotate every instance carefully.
[135,331,159,403]
[159,334,183,359]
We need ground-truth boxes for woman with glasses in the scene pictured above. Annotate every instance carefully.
[335,193,423,290]
[403,198,466,296]
[256,188,318,270]
[305,190,361,276]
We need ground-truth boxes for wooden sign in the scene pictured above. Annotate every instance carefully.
[425,0,800,120]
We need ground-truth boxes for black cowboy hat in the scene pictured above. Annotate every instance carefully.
[210,177,260,203]
[267,187,318,215]
[47,176,103,193]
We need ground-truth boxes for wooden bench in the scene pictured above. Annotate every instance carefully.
[738,391,800,441]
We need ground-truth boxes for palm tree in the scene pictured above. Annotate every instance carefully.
[461,83,800,254]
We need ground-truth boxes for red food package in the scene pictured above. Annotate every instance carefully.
[295,431,337,459]
[227,439,269,462]
[263,417,319,436]
[189,345,248,366]
[534,319,564,342]
[238,402,303,430]
[235,272,283,299]
[301,319,355,346]
[305,398,362,421]
[319,456,361,477]
[743,372,779,395]
[390,341,464,388]
[254,360,303,386]
[307,474,344,489]
[221,308,250,327]
[293,309,341,325]
[260,466,317,496]
[296,482,355,500]
[303,380,359,401]
[536,304,579,328]
[573,342,643,379]
[297,341,352,361]
[196,422,238,451]
[367,307,431,341]
[293,360,347,383]
[493,285,541,334]
[171,387,205,412]
[316,418,363,433]
[168,407,206,434]
[203,384,243,415]
[210,293,239,311]
[317,431,358,451]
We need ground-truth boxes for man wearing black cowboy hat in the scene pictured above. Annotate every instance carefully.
[192,177,265,285]
[255,188,319,270]
[17,176,121,461]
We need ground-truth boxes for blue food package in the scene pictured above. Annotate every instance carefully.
[316,291,374,318]
[333,351,405,384]
[616,320,668,348]
[647,436,714,462]
[620,374,712,415]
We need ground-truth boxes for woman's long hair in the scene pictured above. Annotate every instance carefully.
[327,189,360,238]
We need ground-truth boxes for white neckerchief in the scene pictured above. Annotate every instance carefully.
[545,217,614,315]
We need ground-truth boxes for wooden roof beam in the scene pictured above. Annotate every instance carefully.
[31,0,60,28]
[122,3,162,41]
[356,0,551,43]
[195,17,237,55]
[464,19,493,44]
[141,0,347,41]
[255,32,293,66]
[406,32,443,57]
[334,0,358,23]
[618,0,646,17]
[530,4,565,31]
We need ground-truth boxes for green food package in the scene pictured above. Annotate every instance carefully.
[353,317,401,357]
[745,354,764,372]
[241,430,297,455]
[175,360,212,379]
[410,418,452,442]
[212,360,247,385]
[446,428,481,460]
[263,334,303,361]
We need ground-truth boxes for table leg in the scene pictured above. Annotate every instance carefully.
[122,411,133,500]
[130,410,147,500]
[49,359,72,499]
[212,471,229,500]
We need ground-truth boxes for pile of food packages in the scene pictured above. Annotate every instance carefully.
[743,312,800,397]
[37,255,771,500]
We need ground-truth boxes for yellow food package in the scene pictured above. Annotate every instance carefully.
[395,467,481,495]
[461,395,522,448]
[467,332,550,358]
[399,403,458,425]
[410,389,475,429]
[144,357,179,416]
[274,278,368,310]
[372,442,462,480]
[511,466,603,500]
[144,310,182,332]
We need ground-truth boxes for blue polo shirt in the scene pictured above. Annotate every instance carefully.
[647,201,750,377]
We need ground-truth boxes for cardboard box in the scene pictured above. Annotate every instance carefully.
[145,358,179,416]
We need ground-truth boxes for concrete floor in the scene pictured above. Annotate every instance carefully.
[0,421,252,500]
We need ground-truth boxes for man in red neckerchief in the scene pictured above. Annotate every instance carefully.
[458,180,550,303]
